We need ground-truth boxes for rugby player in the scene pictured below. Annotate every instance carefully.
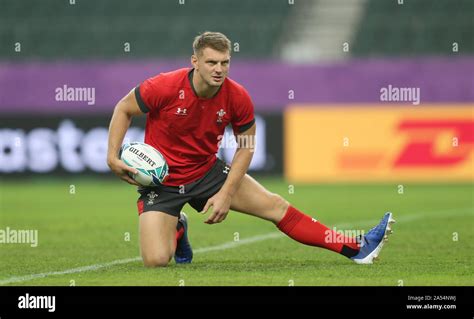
[107,32,394,267]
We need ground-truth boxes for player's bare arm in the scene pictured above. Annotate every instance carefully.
[202,122,256,224]
[107,90,141,185]
[110,32,395,268]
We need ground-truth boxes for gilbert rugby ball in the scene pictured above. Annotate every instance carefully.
[119,142,169,186]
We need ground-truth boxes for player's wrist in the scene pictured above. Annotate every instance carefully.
[219,187,235,198]
[106,153,120,166]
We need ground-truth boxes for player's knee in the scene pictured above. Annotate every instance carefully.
[269,193,289,223]
[142,253,172,268]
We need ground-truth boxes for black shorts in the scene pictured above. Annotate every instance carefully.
[136,158,230,217]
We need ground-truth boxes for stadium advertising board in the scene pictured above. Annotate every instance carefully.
[0,114,282,176]
[285,105,473,182]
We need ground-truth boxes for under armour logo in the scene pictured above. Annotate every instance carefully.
[223,166,230,174]
[311,218,318,223]
[147,191,158,205]
[176,107,187,115]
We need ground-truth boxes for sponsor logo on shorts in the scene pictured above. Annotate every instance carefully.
[223,165,230,174]
[147,191,158,205]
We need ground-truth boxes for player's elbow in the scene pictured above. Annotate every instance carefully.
[114,90,144,118]
[114,100,135,119]
[236,133,256,153]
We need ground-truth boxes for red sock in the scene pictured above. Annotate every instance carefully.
[277,206,360,258]
[175,225,184,247]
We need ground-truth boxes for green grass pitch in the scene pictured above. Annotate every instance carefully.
[0,178,472,286]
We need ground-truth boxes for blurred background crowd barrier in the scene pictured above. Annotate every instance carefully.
[1,0,472,182]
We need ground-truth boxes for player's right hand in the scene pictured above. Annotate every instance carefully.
[107,157,140,186]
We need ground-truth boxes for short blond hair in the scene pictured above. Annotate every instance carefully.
[193,31,231,56]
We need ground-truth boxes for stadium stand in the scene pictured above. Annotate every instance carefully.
[0,0,291,59]
[352,0,474,56]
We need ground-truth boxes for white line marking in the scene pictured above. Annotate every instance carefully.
[194,232,283,254]
[0,233,283,285]
[0,257,141,286]
[1,207,471,285]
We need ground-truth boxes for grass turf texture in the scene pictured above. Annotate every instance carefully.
[0,178,472,286]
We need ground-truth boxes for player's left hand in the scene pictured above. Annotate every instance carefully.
[201,191,232,224]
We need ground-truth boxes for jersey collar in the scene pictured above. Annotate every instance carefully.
[188,68,224,100]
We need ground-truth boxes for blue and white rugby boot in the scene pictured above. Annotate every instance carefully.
[174,212,193,264]
[351,212,395,264]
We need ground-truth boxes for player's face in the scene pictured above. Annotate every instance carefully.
[193,47,230,87]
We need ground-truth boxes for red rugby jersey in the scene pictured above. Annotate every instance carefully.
[134,68,255,186]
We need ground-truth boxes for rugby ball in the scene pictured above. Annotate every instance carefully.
[119,142,169,186]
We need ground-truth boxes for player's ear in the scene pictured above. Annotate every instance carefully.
[191,55,198,69]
